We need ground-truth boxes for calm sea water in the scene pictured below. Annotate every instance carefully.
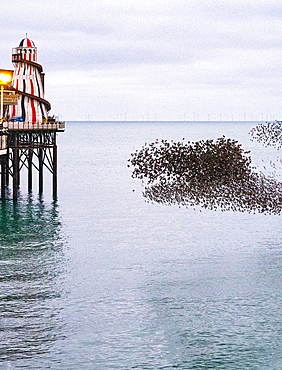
[1,121,282,369]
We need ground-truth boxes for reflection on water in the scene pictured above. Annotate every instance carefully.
[0,196,66,362]
[2,122,282,368]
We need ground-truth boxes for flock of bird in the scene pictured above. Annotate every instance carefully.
[250,120,282,149]
[129,121,282,214]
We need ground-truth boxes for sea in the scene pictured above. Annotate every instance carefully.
[1,120,282,370]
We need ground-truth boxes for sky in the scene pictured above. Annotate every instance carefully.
[1,0,282,121]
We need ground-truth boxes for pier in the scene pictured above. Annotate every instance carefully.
[0,36,65,201]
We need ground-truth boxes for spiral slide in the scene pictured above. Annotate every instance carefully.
[9,37,51,124]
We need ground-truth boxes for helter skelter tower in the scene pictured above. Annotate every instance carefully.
[9,36,50,123]
[0,36,65,201]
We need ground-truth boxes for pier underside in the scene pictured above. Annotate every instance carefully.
[0,122,64,201]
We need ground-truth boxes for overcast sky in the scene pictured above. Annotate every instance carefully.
[1,0,282,121]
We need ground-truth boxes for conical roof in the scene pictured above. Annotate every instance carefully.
[19,37,36,48]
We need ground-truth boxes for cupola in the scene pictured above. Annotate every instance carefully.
[12,36,37,63]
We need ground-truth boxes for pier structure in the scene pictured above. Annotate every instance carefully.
[0,37,65,201]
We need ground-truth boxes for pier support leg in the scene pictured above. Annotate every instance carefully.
[28,149,33,192]
[53,138,57,198]
[5,149,9,186]
[13,148,19,201]
[39,147,43,194]
[1,158,6,199]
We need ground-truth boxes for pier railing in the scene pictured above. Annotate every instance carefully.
[2,121,65,131]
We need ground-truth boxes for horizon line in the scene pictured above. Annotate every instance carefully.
[64,119,276,123]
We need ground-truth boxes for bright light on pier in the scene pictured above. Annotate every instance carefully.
[0,73,12,84]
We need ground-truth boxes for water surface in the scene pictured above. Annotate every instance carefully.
[1,121,282,369]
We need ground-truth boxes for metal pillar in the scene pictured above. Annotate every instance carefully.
[28,148,33,192]
[12,135,19,201]
[1,157,6,198]
[5,149,9,186]
[38,147,43,194]
[53,134,57,198]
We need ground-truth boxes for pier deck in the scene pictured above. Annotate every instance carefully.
[2,121,65,132]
